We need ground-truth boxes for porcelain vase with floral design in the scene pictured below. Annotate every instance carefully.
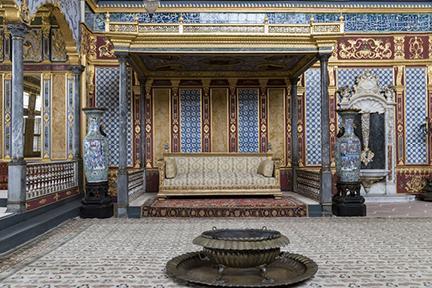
[83,108,109,183]
[335,109,361,183]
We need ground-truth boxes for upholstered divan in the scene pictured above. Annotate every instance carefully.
[157,153,282,199]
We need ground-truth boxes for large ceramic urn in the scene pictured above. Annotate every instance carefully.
[335,109,361,183]
[83,108,109,183]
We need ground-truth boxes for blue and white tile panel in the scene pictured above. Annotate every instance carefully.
[305,68,322,166]
[238,88,259,153]
[337,67,394,127]
[180,88,202,153]
[42,78,51,160]
[95,67,133,166]
[337,68,394,88]
[3,78,11,159]
[405,67,428,164]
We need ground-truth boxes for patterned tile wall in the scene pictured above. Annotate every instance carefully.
[405,67,428,164]
[95,67,133,166]
[305,68,322,166]
[337,67,394,127]
[180,88,202,153]
[337,68,394,87]
[238,88,259,153]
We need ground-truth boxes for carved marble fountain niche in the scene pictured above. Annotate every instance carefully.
[337,71,396,196]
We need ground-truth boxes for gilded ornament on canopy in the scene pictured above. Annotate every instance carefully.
[338,38,393,60]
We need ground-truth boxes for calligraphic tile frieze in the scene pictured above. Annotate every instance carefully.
[91,12,432,33]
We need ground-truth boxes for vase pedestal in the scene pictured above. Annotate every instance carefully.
[80,181,113,218]
[332,182,366,217]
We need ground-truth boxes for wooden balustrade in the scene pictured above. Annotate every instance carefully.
[26,161,78,200]
[128,169,145,201]
[296,169,321,201]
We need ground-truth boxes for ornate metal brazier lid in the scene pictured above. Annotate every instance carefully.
[193,227,290,251]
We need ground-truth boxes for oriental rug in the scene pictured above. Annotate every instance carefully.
[141,196,307,217]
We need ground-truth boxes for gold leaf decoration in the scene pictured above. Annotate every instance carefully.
[338,38,393,60]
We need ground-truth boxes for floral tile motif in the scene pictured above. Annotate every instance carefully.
[405,67,428,164]
[95,67,133,166]
[305,68,322,166]
[180,88,202,153]
[238,88,259,153]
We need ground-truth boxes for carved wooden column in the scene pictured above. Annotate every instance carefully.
[139,77,147,169]
[228,79,238,152]
[71,65,84,192]
[117,53,129,218]
[171,80,180,152]
[259,80,268,152]
[7,23,28,213]
[290,77,299,192]
[202,80,211,152]
[319,53,332,216]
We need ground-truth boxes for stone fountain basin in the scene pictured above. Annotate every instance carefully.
[193,228,290,268]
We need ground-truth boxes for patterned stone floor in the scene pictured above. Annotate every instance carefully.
[1,217,432,287]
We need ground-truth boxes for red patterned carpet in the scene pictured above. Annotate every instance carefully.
[141,196,307,217]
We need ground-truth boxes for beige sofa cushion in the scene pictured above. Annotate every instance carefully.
[164,171,276,188]
[165,158,177,179]
[257,159,274,177]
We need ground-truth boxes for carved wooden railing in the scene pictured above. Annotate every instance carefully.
[128,169,145,201]
[296,169,321,201]
[26,161,78,200]
[0,162,8,190]
[105,18,344,35]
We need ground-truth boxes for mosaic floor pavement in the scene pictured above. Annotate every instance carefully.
[1,217,432,287]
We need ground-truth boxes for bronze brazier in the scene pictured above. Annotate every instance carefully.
[193,227,290,283]
[166,227,318,287]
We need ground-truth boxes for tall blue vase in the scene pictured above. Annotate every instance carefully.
[335,109,361,183]
[83,108,109,183]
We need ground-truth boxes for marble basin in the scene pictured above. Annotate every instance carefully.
[360,169,388,194]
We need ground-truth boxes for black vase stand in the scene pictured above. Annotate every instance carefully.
[332,182,366,217]
[80,181,114,218]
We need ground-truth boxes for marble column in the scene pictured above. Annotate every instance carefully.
[117,54,129,218]
[319,53,332,216]
[7,23,28,213]
[71,65,84,192]
[290,77,299,192]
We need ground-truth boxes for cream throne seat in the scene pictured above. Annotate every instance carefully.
[157,153,282,199]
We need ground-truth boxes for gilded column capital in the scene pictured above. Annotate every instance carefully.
[71,65,85,75]
[7,23,28,39]
[318,52,332,63]
[289,77,299,85]
[115,52,129,63]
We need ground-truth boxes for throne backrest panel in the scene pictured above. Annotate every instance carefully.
[165,154,271,174]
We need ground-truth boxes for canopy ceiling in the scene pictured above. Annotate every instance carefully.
[130,53,316,78]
